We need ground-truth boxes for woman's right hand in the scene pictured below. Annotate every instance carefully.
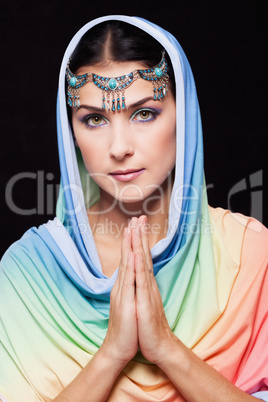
[100,225,138,366]
[53,226,137,401]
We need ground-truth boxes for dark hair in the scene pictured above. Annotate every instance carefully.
[68,20,175,95]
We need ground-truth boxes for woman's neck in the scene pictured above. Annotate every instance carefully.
[87,180,172,248]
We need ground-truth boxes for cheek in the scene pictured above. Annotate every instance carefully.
[72,121,104,172]
[149,125,176,168]
[80,145,102,173]
[75,135,104,173]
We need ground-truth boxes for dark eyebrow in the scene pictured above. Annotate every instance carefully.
[76,96,155,114]
[76,105,103,113]
[127,96,155,109]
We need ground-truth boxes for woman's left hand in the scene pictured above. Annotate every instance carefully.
[126,217,257,402]
[130,216,177,364]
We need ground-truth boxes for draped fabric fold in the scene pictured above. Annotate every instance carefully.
[0,15,267,401]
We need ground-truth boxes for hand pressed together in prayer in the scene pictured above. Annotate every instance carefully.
[102,215,177,367]
[97,216,258,402]
[54,217,258,402]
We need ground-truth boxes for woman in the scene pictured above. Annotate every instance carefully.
[0,15,267,402]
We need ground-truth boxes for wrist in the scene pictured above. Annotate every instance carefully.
[98,340,131,371]
[149,332,184,368]
[153,334,187,371]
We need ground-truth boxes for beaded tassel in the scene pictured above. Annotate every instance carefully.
[112,98,116,112]
[122,95,126,110]
[117,96,121,111]
[68,93,80,108]
[106,93,110,110]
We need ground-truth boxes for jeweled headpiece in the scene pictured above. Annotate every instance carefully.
[66,51,169,111]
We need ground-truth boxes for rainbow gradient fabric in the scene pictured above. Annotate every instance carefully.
[0,16,267,401]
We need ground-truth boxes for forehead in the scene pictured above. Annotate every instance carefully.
[76,61,147,77]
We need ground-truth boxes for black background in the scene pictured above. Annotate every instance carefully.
[0,0,266,257]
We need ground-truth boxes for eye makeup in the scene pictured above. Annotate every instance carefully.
[80,113,109,128]
[75,105,162,129]
[130,107,161,123]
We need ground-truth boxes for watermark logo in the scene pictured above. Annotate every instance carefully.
[5,171,59,216]
[4,170,264,231]
[227,170,263,223]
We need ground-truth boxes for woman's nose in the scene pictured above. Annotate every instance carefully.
[109,128,134,161]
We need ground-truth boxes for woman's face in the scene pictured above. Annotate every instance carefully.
[71,61,176,210]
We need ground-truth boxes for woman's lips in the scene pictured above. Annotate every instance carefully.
[109,168,145,182]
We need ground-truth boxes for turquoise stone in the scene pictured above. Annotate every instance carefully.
[70,77,77,87]
[154,67,163,78]
[108,78,117,90]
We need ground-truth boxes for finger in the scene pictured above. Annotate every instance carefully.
[128,217,138,251]
[135,252,151,307]
[138,215,150,252]
[129,216,138,229]
[135,249,163,315]
[121,227,132,265]
[131,218,154,288]
[121,251,135,304]
[131,219,144,256]
[138,216,154,280]
[136,216,154,288]
[117,227,132,288]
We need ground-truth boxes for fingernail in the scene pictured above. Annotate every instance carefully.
[129,217,137,229]
[139,253,143,262]
[140,215,147,224]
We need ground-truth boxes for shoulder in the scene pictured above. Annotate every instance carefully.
[0,221,59,276]
[209,206,268,269]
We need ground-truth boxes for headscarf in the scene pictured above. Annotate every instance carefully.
[0,15,267,402]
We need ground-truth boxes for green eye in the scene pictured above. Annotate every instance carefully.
[91,116,102,125]
[131,108,158,122]
[84,114,108,128]
[139,110,151,119]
